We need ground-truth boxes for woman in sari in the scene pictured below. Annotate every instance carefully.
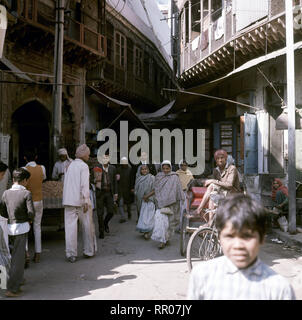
[176,160,194,192]
[176,160,193,230]
[147,160,184,249]
[135,165,156,239]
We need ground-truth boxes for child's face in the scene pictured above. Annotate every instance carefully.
[219,221,263,269]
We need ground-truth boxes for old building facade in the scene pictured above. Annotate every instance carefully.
[85,0,175,157]
[174,0,302,205]
[0,0,175,173]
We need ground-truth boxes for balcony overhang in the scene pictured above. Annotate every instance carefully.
[180,12,302,88]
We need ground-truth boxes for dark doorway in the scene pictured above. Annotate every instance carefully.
[12,101,51,177]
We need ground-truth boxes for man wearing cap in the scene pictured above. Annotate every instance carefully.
[95,154,118,238]
[117,157,134,223]
[52,148,72,182]
[62,144,97,263]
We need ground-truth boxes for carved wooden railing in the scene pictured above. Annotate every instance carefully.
[16,0,107,57]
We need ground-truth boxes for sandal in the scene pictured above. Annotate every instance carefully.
[158,242,166,249]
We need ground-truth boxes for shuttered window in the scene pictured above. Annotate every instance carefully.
[244,113,258,174]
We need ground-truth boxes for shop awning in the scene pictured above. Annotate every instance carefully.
[87,86,151,133]
[0,56,33,81]
[138,100,176,120]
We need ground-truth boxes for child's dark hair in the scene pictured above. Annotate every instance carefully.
[216,194,267,242]
[0,161,8,173]
[13,168,31,183]
[24,150,37,162]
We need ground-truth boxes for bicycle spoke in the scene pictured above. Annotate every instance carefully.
[187,227,222,271]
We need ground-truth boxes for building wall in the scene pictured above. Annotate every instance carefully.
[87,10,175,111]
[1,39,86,172]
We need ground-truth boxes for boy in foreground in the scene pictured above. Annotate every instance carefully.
[0,168,34,297]
[187,194,295,300]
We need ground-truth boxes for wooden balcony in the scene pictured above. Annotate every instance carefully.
[13,0,106,60]
[179,11,302,88]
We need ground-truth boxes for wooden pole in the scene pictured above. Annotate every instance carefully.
[285,0,296,234]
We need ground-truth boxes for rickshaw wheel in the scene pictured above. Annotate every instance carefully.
[186,226,221,272]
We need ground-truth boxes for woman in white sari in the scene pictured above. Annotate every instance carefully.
[135,165,156,239]
[147,160,184,249]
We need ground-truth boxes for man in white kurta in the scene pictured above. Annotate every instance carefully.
[52,148,72,183]
[62,144,97,262]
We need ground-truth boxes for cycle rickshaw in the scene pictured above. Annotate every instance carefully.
[179,185,222,272]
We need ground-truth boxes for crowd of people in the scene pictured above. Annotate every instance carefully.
[0,145,294,299]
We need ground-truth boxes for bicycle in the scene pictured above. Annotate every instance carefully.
[179,187,208,257]
[186,209,222,272]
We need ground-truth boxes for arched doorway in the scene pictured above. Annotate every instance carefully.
[11,101,51,176]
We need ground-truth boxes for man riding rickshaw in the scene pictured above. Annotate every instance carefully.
[194,149,242,225]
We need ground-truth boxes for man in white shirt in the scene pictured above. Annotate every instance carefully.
[63,144,97,263]
[52,148,72,182]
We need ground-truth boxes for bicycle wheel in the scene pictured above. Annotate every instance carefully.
[179,211,189,256]
[186,226,221,272]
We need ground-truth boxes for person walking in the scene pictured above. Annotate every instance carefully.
[62,144,97,263]
[24,150,46,263]
[176,159,194,232]
[135,165,156,239]
[95,155,118,238]
[0,162,12,289]
[117,157,134,223]
[0,168,35,297]
[149,160,184,249]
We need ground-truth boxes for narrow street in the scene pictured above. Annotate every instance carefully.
[1,205,301,300]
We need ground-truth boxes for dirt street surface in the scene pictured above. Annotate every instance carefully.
[1,205,302,300]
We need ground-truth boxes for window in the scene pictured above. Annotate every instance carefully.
[115,32,126,69]
[203,0,209,18]
[211,0,223,21]
[191,0,201,39]
[144,52,150,83]
[106,22,114,62]
[185,2,189,43]
[134,46,143,78]
[149,58,154,84]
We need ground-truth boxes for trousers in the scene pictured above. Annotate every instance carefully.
[64,206,97,258]
[119,197,131,219]
[7,233,27,293]
[96,190,114,236]
[33,200,43,253]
